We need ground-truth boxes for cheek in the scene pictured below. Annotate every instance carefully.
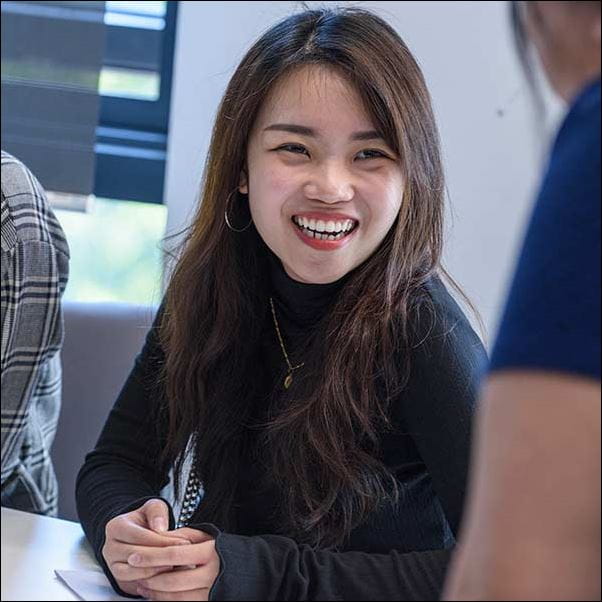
[249,163,295,218]
[376,204,401,239]
[266,168,294,201]
[364,180,404,235]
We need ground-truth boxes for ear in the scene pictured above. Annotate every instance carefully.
[239,170,248,194]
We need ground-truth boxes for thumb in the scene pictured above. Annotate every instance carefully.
[140,498,170,533]
[169,527,214,544]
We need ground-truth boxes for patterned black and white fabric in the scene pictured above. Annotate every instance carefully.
[1,150,69,515]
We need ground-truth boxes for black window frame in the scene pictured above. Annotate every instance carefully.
[94,0,178,204]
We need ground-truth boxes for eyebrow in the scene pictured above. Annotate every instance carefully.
[263,123,384,142]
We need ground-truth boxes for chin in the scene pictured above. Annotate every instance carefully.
[288,261,351,284]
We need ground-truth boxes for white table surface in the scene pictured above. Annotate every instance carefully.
[1,506,101,601]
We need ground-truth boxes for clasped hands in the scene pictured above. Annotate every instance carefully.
[102,499,220,601]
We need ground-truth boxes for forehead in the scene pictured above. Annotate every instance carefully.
[254,65,376,133]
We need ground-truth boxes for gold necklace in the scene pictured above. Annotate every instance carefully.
[269,297,304,389]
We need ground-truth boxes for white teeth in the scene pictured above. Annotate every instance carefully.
[294,217,357,230]
[293,215,358,239]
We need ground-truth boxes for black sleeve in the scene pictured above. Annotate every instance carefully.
[194,523,450,602]
[75,308,174,593]
[398,278,487,535]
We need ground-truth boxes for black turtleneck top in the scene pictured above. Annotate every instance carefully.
[76,258,487,601]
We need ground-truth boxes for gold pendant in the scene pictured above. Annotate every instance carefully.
[284,373,293,389]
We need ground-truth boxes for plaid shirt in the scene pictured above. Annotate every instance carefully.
[1,151,69,515]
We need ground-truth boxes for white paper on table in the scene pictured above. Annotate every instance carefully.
[55,569,146,601]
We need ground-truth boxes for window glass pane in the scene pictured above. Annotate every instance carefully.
[56,198,167,304]
[104,10,165,29]
[101,2,166,101]
[106,1,166,18]
[99,66,159,100]
[105,1,165,29]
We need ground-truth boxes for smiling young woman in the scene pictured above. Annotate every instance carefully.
[242,65,406,285]
[77,7,487,601]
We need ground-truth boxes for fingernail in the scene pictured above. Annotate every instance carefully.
[128,553,141,566]
[151,518,167,532]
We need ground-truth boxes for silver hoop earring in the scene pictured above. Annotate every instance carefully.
[224,190,252,232]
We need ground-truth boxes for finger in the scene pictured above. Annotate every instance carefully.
[140,499,171,533]
[112,521,192,547]
[118,581,143,598]
[106,537,192,565]
[128,541,215,568]
[111,562,174,583]
[140,565,216,592]
[167,528,214,544]
[105,532,191,563]
[137,586,209,601]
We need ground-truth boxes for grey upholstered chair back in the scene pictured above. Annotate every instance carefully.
[51,301,156,521]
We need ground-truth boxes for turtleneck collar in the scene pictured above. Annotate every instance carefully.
[268,252,351,330]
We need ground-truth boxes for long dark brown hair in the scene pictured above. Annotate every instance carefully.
[160,7,453,548]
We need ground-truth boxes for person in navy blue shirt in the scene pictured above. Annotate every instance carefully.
[444,2,601,600]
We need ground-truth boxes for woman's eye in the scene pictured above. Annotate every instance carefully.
[277,144,309,156]
[356,149,388,161]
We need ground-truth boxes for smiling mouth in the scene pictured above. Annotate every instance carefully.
[291,215,359,241]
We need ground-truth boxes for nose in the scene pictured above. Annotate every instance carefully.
[303,160,354,204]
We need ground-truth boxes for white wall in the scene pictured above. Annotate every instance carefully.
[163,1,548,341]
